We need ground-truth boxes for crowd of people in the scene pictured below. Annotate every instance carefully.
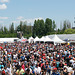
[0,42,75,75]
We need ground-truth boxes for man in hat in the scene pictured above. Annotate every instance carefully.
[51,67,60,75]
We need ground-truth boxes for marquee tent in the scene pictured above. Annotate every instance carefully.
[0,38,19,43]
[34,36,40,43]
[28,36,34,43]
[39,36,45,42]
[52,34,65,44]
[44,36,53,42]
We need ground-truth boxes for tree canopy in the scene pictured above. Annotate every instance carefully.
[0,18,74,38]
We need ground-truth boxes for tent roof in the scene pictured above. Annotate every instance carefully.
[49,34,75,40]
[44,36,52,42]
[34,36,40,42]
[28,36,34,43]
[0,38,19,43]
[39,36,45,41]
[52,34,65,43]
[28,36,34,40]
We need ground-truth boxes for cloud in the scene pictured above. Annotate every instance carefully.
[22,17,43,24]
[0,0,9,3]
[0,4,7,10]
[17,16,24,20]
[12,17,43,25]
[12,21,20,24]
[0,16,8,19]
[0,21,4,23]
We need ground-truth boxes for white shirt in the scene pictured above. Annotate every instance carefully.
[34,67,41,74]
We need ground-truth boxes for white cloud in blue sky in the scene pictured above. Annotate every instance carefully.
[0,16,8,19]
[22,17,43,24]
[17,16,24,20]
[12,17,43,25]
[0,21,4,23]
[0,4,7,9]
[0,0,9,3]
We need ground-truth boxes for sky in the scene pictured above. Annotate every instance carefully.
[0,0,75,29]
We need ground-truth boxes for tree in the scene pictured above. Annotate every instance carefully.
[63,20,67,31]
[64,28,75,34]
[19,21,23,31]
[45,18,52,34]
[9,22,14,33]
[22,21,27,34]
[67,20,71,29]
[52,20,56,31]
[0,27,3,33]
[4,26,8,34]
[32,20,37,37]
[32,19,45,37]
[39,19,45,37]
[62,20,71,32]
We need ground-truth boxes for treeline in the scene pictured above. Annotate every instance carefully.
[0,18,75,38]
[32,18,56,38]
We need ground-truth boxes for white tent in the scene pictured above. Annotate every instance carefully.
[52,34,65,44]
[0,38,19,43]
[39,36,45,42]
[44,36,53,42]
[28,36,34,43]
[34,36,40,43]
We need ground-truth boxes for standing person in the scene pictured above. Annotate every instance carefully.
[59,60,64,72]
[51,68,60,75]
[63,67,68,75]
[6,63,12,75]
[16,66,25,75]
[24,68,33,75]
[34,64,41,75]
[2,70,6,75]
[46,62,51,75]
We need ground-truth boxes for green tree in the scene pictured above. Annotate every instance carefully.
[52,20,56,31]
[4,26,8,34]
[63,20,67,31]
[19,21,23,31]
[64,28,75,34]
[32,19,45,37]
[32,20,37,37]
[9,22,14,33]
[0,27,3,34]
[45,18,52,34]
[38,19,45,37]
[62,20,71,32]
[22,22,27,34]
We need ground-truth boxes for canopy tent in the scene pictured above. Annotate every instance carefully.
[28,36,34,43]
[49,34,75,41]
[34,36,40,43]
[39,36,45,42]
[52,34,65,44]
[0,38,19,43]
[44,36,53,42]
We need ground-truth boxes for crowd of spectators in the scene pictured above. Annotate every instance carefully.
[0,42,75,75]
